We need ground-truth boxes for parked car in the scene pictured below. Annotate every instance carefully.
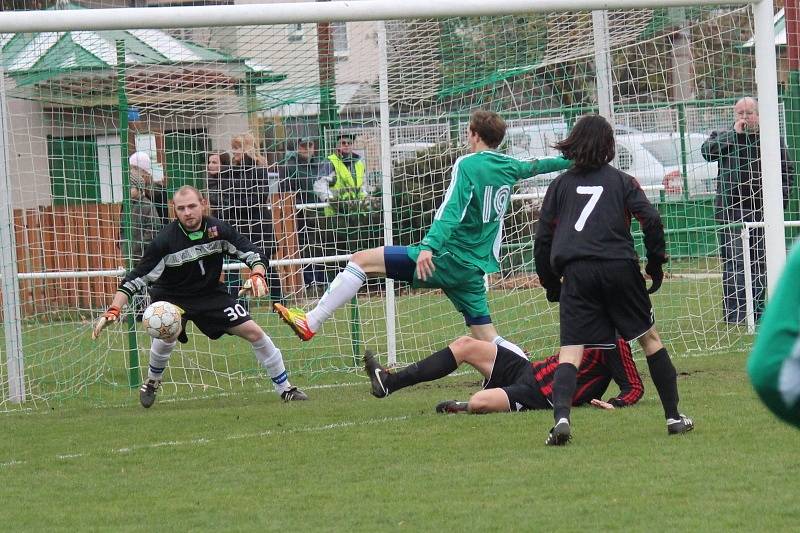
[504,122,642,160]
[391,142,438,162]
[514,128,717,202]
[613,132,718,201]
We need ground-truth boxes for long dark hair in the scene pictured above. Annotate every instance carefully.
[553,115,615,171]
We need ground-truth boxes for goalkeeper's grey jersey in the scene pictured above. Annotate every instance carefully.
[118,216,267,300]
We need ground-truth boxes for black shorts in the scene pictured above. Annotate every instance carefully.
[485,346,550,411]
[150,285,251,342]
[559,259,654,348]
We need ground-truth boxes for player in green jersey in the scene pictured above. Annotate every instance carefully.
[275,110,572,355]
[748,241,800,428]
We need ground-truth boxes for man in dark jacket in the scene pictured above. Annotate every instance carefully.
[220,136,285,306]
[280,137,326,290]
[280,137,321,206]
[701,97,794,324]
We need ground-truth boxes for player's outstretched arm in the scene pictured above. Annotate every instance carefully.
[605,339,645,407]
[529,155,572,176]
[92,291,130,340]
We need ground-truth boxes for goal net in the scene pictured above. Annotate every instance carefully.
[0,0,790,408]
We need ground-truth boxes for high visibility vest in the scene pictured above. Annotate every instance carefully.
[326,153,366,215]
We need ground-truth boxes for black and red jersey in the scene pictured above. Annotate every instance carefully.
[533,338,644,407]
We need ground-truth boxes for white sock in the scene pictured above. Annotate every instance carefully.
[148,338,176,381]
[252,334,291,393]
[306,261,367,332]
[494,336,527,359]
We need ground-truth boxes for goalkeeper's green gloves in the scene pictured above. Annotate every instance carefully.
[237,271,268,298]
[92,306,121,340]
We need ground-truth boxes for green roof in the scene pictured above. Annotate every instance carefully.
[0,3,284,87]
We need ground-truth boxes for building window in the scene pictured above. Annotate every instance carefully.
[331,21,349,58]
[287,23,304,42]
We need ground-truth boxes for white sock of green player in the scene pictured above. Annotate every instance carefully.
[306,261,367,332]
[252,335,291,393]
[148,338,176,381]
[493,336,527,358]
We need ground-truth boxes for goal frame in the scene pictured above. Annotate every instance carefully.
[0,0,784,403]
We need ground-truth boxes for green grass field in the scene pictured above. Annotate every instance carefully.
[1,346,798,531]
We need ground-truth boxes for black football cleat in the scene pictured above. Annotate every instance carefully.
[545,418,571,446]
[281,386,309,402]
[363,350,390,398]
[139,379,161,408]
[667,414,694,435]
[435,400,469,414]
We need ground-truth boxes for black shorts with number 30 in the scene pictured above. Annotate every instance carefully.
[150,285,251,342]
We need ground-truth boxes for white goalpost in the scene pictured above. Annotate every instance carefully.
[0,0,788,407]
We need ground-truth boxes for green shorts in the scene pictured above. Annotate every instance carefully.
[405,245,490,322]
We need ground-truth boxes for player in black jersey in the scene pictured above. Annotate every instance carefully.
[92,186,308,407]
[363,336,642,413]
[534,115,693,445]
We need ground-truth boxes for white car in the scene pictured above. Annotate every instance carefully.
[613,132,718,201]
[514,129,717,202]
[504,122,642,160]
[391,142,437,162]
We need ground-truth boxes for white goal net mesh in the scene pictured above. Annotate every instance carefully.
[0,1,790,408]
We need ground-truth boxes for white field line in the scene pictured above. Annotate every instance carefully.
[1,371,479,416]
[0,415,410,468]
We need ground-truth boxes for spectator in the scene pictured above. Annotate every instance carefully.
[280,137,326,290]
[232,133,267,167]
[316,132,367,215]
[223,135,285,307]
[126,151,161,320]
[701,97,794,324]
[281,137,321,205]
[206,151,232,215]
[130,151,168,226]
[127,152,161,259]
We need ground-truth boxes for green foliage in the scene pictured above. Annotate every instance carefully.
[439,15,548,99]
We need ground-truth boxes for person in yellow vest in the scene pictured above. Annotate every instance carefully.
[315,132,367,215]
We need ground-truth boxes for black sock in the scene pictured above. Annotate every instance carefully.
[384,347,458,393]
[646,348,680,420]
[551,363,578,423]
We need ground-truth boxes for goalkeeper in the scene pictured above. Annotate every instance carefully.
[363,337,643,413]
[92,186,308,407]
[748,241,800,428]
[276,110,572,357]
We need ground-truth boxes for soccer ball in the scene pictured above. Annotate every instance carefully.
[142,301,182,340]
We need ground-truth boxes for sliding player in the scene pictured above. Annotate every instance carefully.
[92,186,308,407]
[364,337,643,414]
[276,110,572,357]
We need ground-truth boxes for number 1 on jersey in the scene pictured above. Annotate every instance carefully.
[574,186,603,231]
